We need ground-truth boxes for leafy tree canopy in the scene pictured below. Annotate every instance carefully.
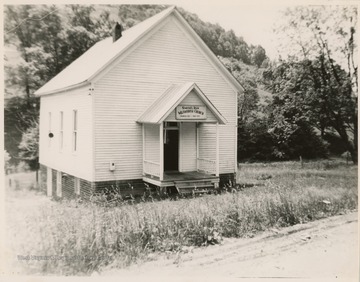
[267,6,357,163]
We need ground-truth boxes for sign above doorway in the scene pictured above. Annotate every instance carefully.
[176,105,206,120]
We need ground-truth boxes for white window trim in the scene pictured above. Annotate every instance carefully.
[72,110,78,152]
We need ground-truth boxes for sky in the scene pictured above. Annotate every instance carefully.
[177,2,283,60]
[167,0,358,62]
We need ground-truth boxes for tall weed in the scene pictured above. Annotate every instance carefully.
[8,161,357,275]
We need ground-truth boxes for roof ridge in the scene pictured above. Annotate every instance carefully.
[35,6,176,95]
[35,5,243,96]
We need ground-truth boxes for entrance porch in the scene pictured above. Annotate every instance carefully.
[141,121,220,188]
[143,170,219,187]
[137,82,227,191]
[144,170,219,195]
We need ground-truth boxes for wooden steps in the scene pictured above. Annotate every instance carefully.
[174,179,215,195]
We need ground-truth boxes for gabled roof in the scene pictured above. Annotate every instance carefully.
[35,6,244,96]
[137,82,227,124]
[35,6,176,95]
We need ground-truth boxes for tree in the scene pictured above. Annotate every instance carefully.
[18,121,39,171]
[117,4,167,29]
[4,96,39,166]
[62,5,111,65]
[251,45,267,68]
[5,5,65,97]
[4,5,113,98]
[4,5,112,167]
[237,117,275,161]
[264,57,354,160]
[272,6,357,163]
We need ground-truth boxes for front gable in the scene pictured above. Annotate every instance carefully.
[137,82,226,124]
[95,14,238,124]
[164,90,218,122]
[92,9,243,95]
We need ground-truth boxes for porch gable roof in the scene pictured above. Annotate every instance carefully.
[137,82,227,124]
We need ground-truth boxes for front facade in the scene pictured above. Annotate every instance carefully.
[37,6,243,198]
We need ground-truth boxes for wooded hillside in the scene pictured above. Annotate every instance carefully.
[4,4,357,169]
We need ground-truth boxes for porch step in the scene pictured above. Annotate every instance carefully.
[174,180,215,195]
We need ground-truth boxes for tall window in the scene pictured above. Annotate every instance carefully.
[48,112,52,147]
[59,111,63,151]
[73,110,78,152]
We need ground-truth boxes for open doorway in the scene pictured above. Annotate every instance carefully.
[164,123,179,172]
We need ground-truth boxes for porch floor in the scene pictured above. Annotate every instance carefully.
[143,171,219,187]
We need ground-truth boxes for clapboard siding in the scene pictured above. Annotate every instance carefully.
[219,125,236,171]
[165,90,218,122]
[94,15,236,181]
[144,124,160,163]
[180,123,197,171]
[198,123,216,162]
[39,86,94,181]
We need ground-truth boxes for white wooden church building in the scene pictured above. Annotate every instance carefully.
[36,6,243,198]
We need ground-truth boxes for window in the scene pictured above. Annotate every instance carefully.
[163,122,179,144]
[74,177,80,195]
[48,112,52,147]
[73,110,78,152]
[59,111,63,151]
[164,122,178,128]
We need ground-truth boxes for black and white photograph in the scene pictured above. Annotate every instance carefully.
[2,0,358,280]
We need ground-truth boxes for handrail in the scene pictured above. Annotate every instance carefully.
[144,160,160,166]
[197,158,216,175]
[143,160,160,177]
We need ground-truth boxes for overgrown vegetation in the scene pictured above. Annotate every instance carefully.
[7,160,357,275]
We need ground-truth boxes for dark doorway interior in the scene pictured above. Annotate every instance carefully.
[164,129,179,171]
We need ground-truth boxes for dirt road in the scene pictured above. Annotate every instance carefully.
[102,212,358,280]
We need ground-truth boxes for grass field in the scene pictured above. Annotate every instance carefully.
[5,159,358,275]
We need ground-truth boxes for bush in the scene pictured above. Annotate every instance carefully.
[238,118,275,161]
[238,118,329,161]
[323,133,348,155]
[285,123,329,159]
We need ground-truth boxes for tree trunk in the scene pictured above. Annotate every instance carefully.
[351,113,358,164]
[336,124,357,164]
[348,145,357,164]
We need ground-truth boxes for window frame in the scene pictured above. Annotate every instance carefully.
[72,110,78,152]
